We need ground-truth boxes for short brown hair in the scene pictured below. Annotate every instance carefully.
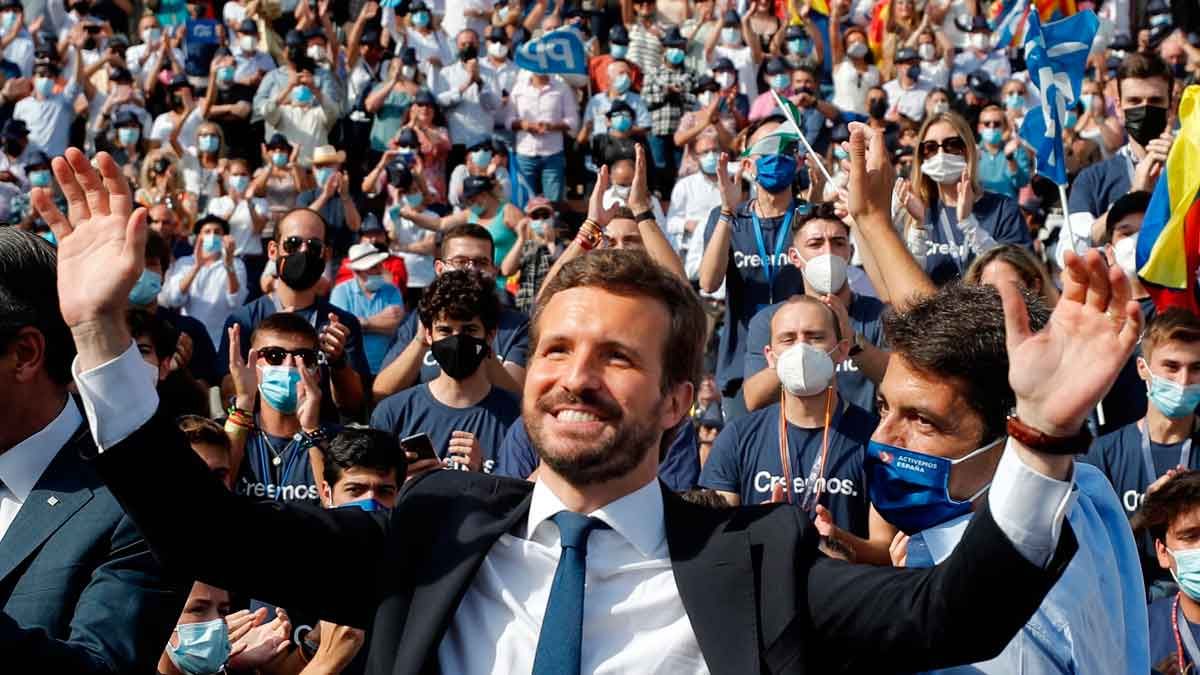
[178,415,231,454]
[963,245,1055,304]
[1117,51,1173,100]
[1142,308,1200,360]
[440,223,494,260]
[532,249,706,391]
[1131,470,1200,542]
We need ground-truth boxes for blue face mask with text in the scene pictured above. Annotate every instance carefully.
[865,437,1001,535]
[753,153,797,194]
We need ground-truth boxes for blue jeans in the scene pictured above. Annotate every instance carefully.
[514,151,566,206]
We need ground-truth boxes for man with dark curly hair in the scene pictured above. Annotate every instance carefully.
[369,269,520,477]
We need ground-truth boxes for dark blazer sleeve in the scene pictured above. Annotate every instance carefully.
[805,502,1077,673]
[93,412,391,629]
[0,516,183,673]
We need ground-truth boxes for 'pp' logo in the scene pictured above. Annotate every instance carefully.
[514,28,588,75]
[878,450,893,464]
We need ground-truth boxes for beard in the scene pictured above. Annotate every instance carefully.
[527,387,663,487]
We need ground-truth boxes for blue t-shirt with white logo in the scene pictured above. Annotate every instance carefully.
[920,192,1031,286]
[369,384,521,474]
[379,307,530,383]
[702,201,806,396]
[742,296,886,413]
[699,399,876,536]
[493,416,701,492]
[236,430,320,503]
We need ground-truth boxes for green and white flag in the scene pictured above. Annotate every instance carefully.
[741,90,834,183]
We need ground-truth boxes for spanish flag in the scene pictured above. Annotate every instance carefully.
[867,0,889,59]
[1136,85,1200,315]
[1034,0,1076,21]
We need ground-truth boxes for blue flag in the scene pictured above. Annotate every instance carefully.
[513,27,588,75]
[1019,10,1099,185]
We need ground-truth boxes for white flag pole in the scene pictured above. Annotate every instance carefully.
[771,90,834,185]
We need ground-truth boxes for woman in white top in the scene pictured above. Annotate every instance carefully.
[1073,78,1123,159]
[172,120,225,212]
[829,4,880,117]
[204,158,269,258]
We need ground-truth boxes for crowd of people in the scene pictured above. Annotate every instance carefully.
[2,0,1200,672]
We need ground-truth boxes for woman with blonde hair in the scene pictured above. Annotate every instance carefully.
[136,149,196,229]
[902,110,1030,285]
[963,244,1059,307]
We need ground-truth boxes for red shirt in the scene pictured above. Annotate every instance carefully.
[334,255,409,290]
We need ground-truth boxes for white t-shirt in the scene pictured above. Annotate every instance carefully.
[714,44,758,101]
[180,151,223,205]
[919,59,951,89]
[883,78,932,122]
[150,108,203,151]
[205,195,269,256]
[832,61,880,116]
[386,204,437,288]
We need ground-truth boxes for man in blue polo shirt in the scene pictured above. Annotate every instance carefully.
[699,114,807,420]
[741,203,887,414]
[330,240,405,375]
[699,296,876,536]
[372,223,529,400]
[371,270,520,475]
[1069,52,1174,229]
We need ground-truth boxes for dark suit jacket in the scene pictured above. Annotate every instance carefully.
[96,412,1078,674]
[0,421,185,672]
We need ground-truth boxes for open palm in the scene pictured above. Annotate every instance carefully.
[31,149,145,330]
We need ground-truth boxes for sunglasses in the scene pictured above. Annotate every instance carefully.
[257,346,323,368]
[281,236,324,256]
[919,136,967,160]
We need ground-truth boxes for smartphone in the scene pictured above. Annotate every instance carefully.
[400,433,438,461]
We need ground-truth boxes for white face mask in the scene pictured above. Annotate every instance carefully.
[307,44,326,62]
[239,34,255,52]
[1114,234,1138,278]
[776,342,836,398]
[920,152,967,184]
[611,184,631,202]
[969,33,988,51]
[918,43,935,61]
[487,41,508,58]
[715,72,735,89]
[801,253,849,295]
[401,65,416,80]
[931,101,950,115]
[847,42,868,59]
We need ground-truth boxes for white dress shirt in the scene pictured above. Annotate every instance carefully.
[160,254,249,345]
[0,397,81,542]
[435,61,501,149]
[667,172,723,254]
[77,344,1078,667]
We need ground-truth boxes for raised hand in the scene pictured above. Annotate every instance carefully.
[846,122,895,227]
[955,171,974,222]
[999,249,1142,443]
[888,531,909,567]
[228,324,259,410]
[228,607,291,669]
[627,144,651,215]
[297,356,323,433]
[32,149,146,370]
[320,313,349,362]
[714,152,742,212]
[586,164,621,227]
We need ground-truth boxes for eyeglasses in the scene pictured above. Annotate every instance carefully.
[443,255,493,270]
[257,346,323,368]
[919,136,967,159]
[281,236,324,256]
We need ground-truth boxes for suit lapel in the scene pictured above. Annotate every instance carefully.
[0,430,94,584]
[664,488,759,675]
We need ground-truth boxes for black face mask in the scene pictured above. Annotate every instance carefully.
[171,93,186,110]
[458,44,478,62]
[430,333,489,380]
[1123,105,1169,147]
[905,64,920,82]
[278,249,325,291]
[3,138,23,157]
[83,37,97,50]
[868,98,888,120]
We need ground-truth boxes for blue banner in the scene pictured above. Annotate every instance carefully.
[513,28,588,75]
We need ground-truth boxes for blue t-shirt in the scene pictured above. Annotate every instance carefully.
[698,399,876,536]
[1149,595,1199,674]
[369,384,521,474]
[328,279,404,375]
[494,417,701,492]
[921,192,1031,286]
[1069,149,1133,219]
[742,295,886,413]
[236,430,320,503]
[702,201,806,394]
[380,307,530,383]
[218,295,370,422]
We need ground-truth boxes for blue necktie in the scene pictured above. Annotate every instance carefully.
[531,511,609,675]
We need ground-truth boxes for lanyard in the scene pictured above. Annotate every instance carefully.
[257,430,307,500]
[750,202,795,303]
[1140,419,1193,485]
[936,206,967,274]
[1120,145,1137,188]
[1174,594,1200,674]
[777,388,839,512]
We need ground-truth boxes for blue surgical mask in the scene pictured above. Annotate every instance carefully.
[610,44,628,59]
[337,497,389,512]
[469,202,486,217]
[217,65,235,83]
[315,166,335,186]
[1169,546,1200,601]
[1064,111,1078,129]
[833,146,850,160]
[259,365,301,414]
[980,127,1003,146]
[412,10,430,27]
[227,174,249,193]
[129,268,163,305]
[665,47,685,65]
[117,126,140,146]
[363,274,389,292]
[471,148,493,166]
[787,38,808,55]
[167,618,231,675]
[1,12,17,30]
[612,73,631,94]
[753,153,797,194]
[39,230,56,246]
[202,232,223,255]
[197,134,219,153]
[403,192,423,207]
[1146,365,1200,419]
[272,152,288,167]
[28,169,51,187]
[771,73,791,91]
[721,27,740,45]
[530,217,549,234]
[34,76,54,97]
[610,113,632,133]
[292,84,314,105]
[699,150,719,175]
[1004,93,1024,111]
[865,438,1002,535]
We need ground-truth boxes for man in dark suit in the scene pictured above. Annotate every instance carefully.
[0,228,183,671]
[36,126,1142,674]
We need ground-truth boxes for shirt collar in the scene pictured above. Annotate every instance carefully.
[527,476,666,559]
[0,397,81,502]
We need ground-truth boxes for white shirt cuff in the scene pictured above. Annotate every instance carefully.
[72,342,160,452]
[987,438,1077,568]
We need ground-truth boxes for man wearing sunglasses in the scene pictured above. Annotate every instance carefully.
[218,208,369,422]
[372,223,530,401]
